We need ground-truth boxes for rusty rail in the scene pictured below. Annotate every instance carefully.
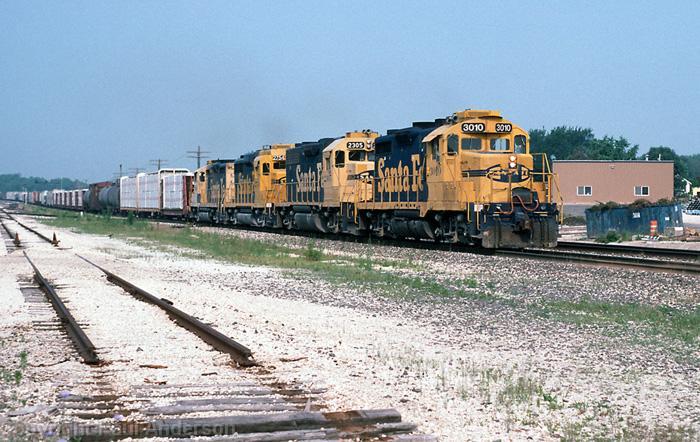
[77,255,256,367]
[23,252,100,364]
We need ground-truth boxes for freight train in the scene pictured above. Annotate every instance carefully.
[10,110,562,248]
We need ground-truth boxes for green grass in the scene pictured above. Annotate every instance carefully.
[537,298,700,345]
[39,209,700,351]
[1,351,28,386]
[41,211,497,303]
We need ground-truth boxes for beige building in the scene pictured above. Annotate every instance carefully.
[552,160,674,216]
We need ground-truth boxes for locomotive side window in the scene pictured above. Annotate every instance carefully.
[447,134,458,155]
[490,137,510,151]
[262,163,270,175]
[335,150,345,168]
[429,138,440,161]
[514,135,527,153]
[461,137,482,150]
[199,173,205,182]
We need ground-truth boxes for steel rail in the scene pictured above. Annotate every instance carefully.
[12,205,699,275]
[23,252,100,364]
[1,209,58,246]
[556,240,700,260]
[496,248,700,275]
[76,254,256,367]
[0,217,21,247]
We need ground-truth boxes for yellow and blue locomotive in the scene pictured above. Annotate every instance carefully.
[355,110,560,248]
[189,109,560,248]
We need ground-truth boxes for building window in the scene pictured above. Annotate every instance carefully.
[577,185,592,196]
[634,185,649,196]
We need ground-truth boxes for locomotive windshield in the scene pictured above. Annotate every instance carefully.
[461,137,482,151]
[349,150,372,161]
[490,137,510,151]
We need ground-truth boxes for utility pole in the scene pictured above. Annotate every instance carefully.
[128,167,142,176]
[113,164,123,181]
[187,145,210,169]
[150,159,168,170]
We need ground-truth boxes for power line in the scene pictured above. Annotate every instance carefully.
[150,159,168,170]
[187,145,210,169]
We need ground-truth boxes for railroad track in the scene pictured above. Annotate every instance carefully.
[497,248,700,274]
[23,252,101,364]
[0,208,59,246]
[556,240,700,260]
[77,254,257,367]
[4,214,431,441]
[11,203,700,276]
[0,215,22,250]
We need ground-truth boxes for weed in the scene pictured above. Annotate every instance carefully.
[1,351,28,386]
[303,241,323,261]
[539,388,560,410]
[596,230,621,243]
[498,376,542,406]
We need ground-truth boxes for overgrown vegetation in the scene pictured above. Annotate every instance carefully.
[1,351,28,386]
[41,211,493,303]
[537,298,700,345]
[596,230,622,243]
[38,208,699,352]
[589,198,677,213]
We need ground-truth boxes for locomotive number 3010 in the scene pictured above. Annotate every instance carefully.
[461,122,485,133]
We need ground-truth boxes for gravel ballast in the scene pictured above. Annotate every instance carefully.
[2,214,698,441]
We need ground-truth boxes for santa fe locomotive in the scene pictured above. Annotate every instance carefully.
[19,109,562,249]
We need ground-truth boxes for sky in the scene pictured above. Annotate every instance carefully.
[1,1,699,182]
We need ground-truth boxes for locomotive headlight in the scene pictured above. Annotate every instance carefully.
[509,155,516,162]
[508,161,517,169]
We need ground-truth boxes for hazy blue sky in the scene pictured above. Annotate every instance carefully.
[1,1,698,181]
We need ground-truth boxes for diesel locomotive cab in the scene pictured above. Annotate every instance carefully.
[449,111,559,248]
[360,109,560,249]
